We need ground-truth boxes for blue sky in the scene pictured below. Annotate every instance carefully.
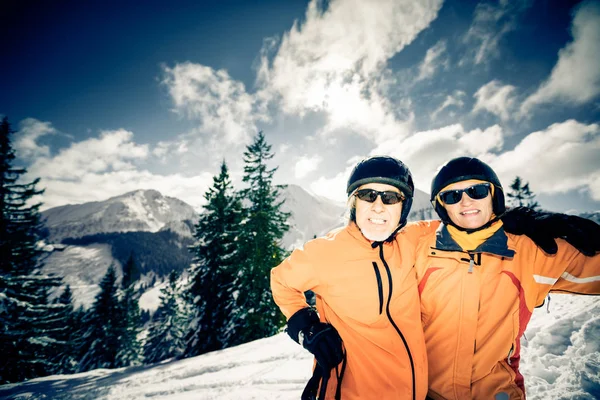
[2,0,599,212]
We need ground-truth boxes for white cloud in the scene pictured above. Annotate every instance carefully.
[461,0,533,65]
[490,120,600,200]
[28,129,148,180]
[416,40,448,81]
[309,154,365,202]
[162,62,265,145]
[294,155,322,179]
[472,80,517,121]
[431,90,466,120]
[24,129,214,210]
[157,0,445,189]
[309,120,600,204]
[15,118,57,158]
[152,139,189,163]
[256,0,444,142]
[310,171,348,203]
[38,170,213,211]
[343,125,501,193]
[278,143,290,155]
[521,1,600,114]
[369,124,505,192]
[310,167,353,203]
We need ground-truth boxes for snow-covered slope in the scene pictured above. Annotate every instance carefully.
[42,189,198,242]
[577,211,600,224]
[1,294,597,399]
[281,184,346,249]
[42,243,121,308]
[408,187,436,221]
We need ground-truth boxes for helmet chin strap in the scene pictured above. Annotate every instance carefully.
[448,212,505,234]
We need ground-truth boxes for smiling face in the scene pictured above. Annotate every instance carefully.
[354,183,403,241]
[442,180,493,229]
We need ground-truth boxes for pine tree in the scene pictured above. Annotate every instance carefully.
[121,251,141,288]
[507,176,540,210]
[184,161,243,356]
[231,131,290,345]
[115,253,142,367]
[0,117,67,383]
[51,285,81,373]
[78,265,121,371]
[144,270,186,363]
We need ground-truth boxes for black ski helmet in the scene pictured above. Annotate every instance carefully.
[430,156,505,225]
[347,156,414,228]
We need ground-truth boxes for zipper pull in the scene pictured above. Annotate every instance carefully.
[507,343,514,365]
[468,257,474,274]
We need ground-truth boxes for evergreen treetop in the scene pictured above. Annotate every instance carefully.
[0,116,45,277]
[233,131,289,345]
[507,176,540,210]
[185,160,243,356]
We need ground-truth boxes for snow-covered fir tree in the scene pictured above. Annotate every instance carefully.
[51,285,82,374]
[115,253,142,367]
[184,161,243,356]
[78,265,121,372]
[231,132,290,345]
[0,117,67,383]
[144,270,187,363]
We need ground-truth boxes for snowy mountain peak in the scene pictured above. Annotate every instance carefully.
[42,189,199,242]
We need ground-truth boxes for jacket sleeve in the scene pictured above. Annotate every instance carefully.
[270,244,323,320]
[401,220,441,248]
[535,238,600,301]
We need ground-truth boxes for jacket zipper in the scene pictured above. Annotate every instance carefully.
[466,252,482,273]
[377,243,416,400]
[371,262,384,315]
[507,343,514,365]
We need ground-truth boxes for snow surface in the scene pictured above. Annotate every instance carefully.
[138,282,165,312]
[42,244,121,308]
[1,294,598,400]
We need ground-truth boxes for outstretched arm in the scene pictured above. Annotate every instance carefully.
[400,219,441,248]
[502,207,600,256]
[534,239,600,302]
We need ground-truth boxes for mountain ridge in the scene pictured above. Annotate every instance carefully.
[42,189,198,242]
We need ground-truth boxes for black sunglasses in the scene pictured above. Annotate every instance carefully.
[438,183,491,205]
[355,189,404,205]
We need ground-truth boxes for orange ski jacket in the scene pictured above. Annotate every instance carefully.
[415,224,600,400]
[271,221,437,400]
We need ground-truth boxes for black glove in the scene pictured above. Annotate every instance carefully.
[502,207,600,256]
[286,307,344,370]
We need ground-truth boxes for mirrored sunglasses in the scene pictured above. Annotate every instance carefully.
[438,183,491,205]
[355,189,404,205]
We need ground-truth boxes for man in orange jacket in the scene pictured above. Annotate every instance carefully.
[271,155,598,400]
[271,156,435,400]
[415,157,600,400]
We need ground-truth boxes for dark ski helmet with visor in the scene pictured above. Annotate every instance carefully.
[430,157,505,228]
[347,156,414,229]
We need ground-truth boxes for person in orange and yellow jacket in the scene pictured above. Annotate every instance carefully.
[415,157,600,400]
[271,156,437,400]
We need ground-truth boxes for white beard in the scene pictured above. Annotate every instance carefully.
[360,228,394,242]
